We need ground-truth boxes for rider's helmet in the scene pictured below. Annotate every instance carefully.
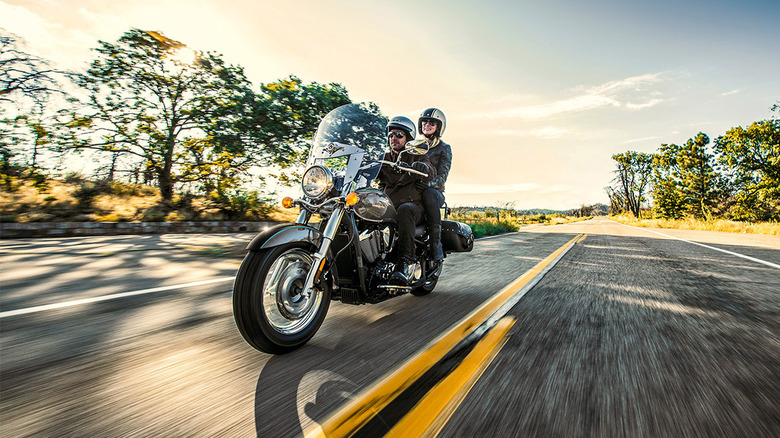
[387,116,416,142]
[418,108,446,137]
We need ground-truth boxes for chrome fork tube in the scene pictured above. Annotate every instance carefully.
[296,209,311,224]
[301,203,344,297]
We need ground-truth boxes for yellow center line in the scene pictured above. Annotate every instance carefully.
[385,317,516,438]
[304,233,583,438]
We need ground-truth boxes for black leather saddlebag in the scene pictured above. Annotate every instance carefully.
[441,220,474,253]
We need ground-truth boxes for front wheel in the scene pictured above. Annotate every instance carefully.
[233,243,330,354]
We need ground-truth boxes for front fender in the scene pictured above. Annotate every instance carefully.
[246,223,324,251]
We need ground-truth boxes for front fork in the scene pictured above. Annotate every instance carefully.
[300,203,344,297]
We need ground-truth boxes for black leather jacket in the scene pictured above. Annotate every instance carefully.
[377,150,435,208]
[425,139,452,192]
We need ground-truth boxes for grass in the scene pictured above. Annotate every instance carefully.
[610,214,780,235]
[449,211,591,238]
[1,177,289,223]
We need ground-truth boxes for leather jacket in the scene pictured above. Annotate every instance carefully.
[424,139,452,192]
[377,150,436,208]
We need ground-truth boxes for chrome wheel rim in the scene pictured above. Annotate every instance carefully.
[261,249,322,334]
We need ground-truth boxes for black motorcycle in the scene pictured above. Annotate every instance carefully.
[232,103,474,354]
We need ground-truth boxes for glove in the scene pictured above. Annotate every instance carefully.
[411,161,428,174]
[416,179,437,191]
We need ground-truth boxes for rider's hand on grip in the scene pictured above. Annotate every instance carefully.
[411,161,428,176]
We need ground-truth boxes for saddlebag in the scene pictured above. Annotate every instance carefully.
[441,220,474,253]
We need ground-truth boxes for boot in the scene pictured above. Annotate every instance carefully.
[390,259,418,286]
[430,224,444,261]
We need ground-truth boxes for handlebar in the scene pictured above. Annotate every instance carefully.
[379,160,429,178]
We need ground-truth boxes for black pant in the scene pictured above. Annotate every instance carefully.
[396,202,423,261]
[421,188,445,227]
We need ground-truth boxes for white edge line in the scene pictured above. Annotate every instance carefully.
[0,277,234,319]
[612,220,780,270]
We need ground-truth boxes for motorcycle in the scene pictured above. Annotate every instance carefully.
[232,103,474,354]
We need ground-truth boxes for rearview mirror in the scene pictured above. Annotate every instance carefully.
[403,139,429,156]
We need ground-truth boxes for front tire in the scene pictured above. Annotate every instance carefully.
[233,243,330,354]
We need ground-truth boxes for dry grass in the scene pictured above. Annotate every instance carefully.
[1,178,287,223]
[610,214,780,235]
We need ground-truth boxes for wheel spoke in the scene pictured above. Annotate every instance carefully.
[261,249,323,335]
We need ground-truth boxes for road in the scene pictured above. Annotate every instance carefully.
[1,218,778,437]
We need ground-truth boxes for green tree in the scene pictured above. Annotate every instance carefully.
[611,151,653,217]
[649,134,720,219]
[61,29,352,205]
[199,75,352,195]
[652,143,684,219]
[714,109,780,221]
[678,133,720,218]
[60,29,257,202]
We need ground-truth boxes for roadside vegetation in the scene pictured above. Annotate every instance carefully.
[449,205,600,238]
[2,28,351,215]
[0,174,296,223]
[607,104,779,227]
[610,212,779,235]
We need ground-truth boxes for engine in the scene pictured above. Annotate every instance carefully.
[359,227,390,263]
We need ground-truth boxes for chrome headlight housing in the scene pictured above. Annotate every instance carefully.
[301,165,333,200]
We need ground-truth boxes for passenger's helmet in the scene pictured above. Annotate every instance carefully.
[418,108,446,137]
[387,116,416,141]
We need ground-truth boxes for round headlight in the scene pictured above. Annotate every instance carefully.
[301,165,333,200]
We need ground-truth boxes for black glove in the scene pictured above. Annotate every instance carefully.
[411,161,428,174]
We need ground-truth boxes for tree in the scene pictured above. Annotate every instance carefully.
[200,75,352,194]
[59,29,259,202]
[610,151,653,217]
[714,108,780,221]
[1,30,63,174]
[677,133,720,218]
[0,30,61,106]
[61,29,352,204]
[651,133,720,219]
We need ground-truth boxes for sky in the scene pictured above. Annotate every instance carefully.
[2,0,779,210]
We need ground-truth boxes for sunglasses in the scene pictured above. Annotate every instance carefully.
[388,131,406,139]
[421,120,437,126]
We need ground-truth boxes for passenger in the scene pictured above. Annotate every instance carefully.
[416,108,452,261]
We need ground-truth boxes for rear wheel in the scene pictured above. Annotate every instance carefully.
[233,243,330,354]
[411,260,441,296]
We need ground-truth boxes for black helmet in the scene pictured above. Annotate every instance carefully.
[418,107,446,137]
[387,116,416,141]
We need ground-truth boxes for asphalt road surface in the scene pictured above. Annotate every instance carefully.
[1,217,778,437]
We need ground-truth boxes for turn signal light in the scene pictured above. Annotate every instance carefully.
[345,192,359,206]
[281,197,294,208]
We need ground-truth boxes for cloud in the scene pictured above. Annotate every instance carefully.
[721,89,740,96]
[624,136,662,144]
[476,73,666,120]
[492,127,570,139]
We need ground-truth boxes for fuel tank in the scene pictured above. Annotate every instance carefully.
[353,188,397,223]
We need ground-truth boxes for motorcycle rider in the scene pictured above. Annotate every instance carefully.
[416,108,452,261]
[377,116,436,286]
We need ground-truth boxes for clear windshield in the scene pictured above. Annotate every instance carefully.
[307,103,388,196]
